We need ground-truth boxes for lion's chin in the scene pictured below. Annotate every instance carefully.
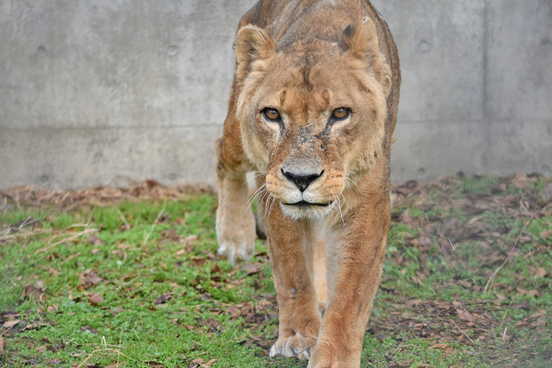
[279,201,336,220]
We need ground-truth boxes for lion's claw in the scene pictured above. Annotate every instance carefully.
[269,333,316,360]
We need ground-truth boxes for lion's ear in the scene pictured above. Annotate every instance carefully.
[340,19,392,96]
[235,25,275,80]
[340,18,378,59]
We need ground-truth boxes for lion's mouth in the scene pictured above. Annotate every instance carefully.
[282,200,333,207]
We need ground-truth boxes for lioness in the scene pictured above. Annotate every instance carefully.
[215,0,400,366]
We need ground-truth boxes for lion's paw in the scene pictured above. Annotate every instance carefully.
[307,342,359,368]
[269,333,317,360]
[216,212,255,265]
[216,239,253,264]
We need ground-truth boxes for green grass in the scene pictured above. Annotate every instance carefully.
[1,175,551,367]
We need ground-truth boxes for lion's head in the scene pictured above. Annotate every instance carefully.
[234,18,392,219]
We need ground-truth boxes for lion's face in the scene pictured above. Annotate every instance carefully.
[235,23,391,219]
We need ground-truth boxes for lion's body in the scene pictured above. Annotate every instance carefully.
[215,1,400,366]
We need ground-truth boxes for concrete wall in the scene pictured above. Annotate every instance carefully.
[1,0,551,190]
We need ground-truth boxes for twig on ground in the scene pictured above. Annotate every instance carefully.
[35,228,96,254]
[142,200,167,246]
[117,325,123,368]
[118,209,131,230]
[438,316,475,345]
[133,327,141,344]
[502,327,508,341]
[483,222,528,293]
[77,336,135,368]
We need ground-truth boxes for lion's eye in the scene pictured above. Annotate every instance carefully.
[331,107,351,121]
[262,108,281,122]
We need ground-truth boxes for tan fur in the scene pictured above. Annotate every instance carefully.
[215,1,400,366]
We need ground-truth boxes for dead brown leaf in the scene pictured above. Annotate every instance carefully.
[184,235,199,243]
[539,229,552,240]
[21,284,43,300]
[242,264,262,276]
[188,357,204,368]
[87,293,104,306]
[81,326,98,333]
[36,345,46,353]
[79,269,103,289]
[210,263,223,275]
[444,346,456,355]
[202,359,217,368]
[457,280,472,289]
[0,335,4,352]
[146,362,164,368]
[511,173,530,189]
[154,292,172,305]
[176,247,190,256]
[528,310,547,319]
[47,305,59,314]
[87,235,105,246]
[191,257,207,267]
[456,309,475,323]
[2,320,19,329]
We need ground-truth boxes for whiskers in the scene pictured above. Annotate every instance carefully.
[242,181,278,220]
[242,172,266,187]
[344,176,361,193]
[247,182,268,207]
[266,193,278,219]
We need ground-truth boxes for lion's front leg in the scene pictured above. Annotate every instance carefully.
[215,138,256,265]
[264,204,321,360]
[308,194,390,368]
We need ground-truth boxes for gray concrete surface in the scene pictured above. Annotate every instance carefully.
[1,0,551,190]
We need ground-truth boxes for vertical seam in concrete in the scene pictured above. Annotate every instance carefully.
[482,0,488,121]
[481,0,490,174]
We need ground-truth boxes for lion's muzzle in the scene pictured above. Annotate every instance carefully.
[281,168,324,192]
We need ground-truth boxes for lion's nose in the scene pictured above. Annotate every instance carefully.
[281,169,324,192]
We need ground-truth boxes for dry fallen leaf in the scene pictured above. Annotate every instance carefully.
[456,309,475,322]
[36,345,46,353]
[535,267,548,277]
[429,343,449,350]
[188,357,203,368]
[201,359,217,368]
[47,305,59,314]
[2,320,20,329]
[146,361,164,368]
[444,347,456,354]
[511,173,530,189]
[527,290,540,297]
[154,292,172,305]
[539,229,552,240]
[88,293,104,306]
[528,310,547,319]
[0,335,4,352]
[176,248,188,256]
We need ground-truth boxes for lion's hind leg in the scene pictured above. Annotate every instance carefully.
[215,138,256,264]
